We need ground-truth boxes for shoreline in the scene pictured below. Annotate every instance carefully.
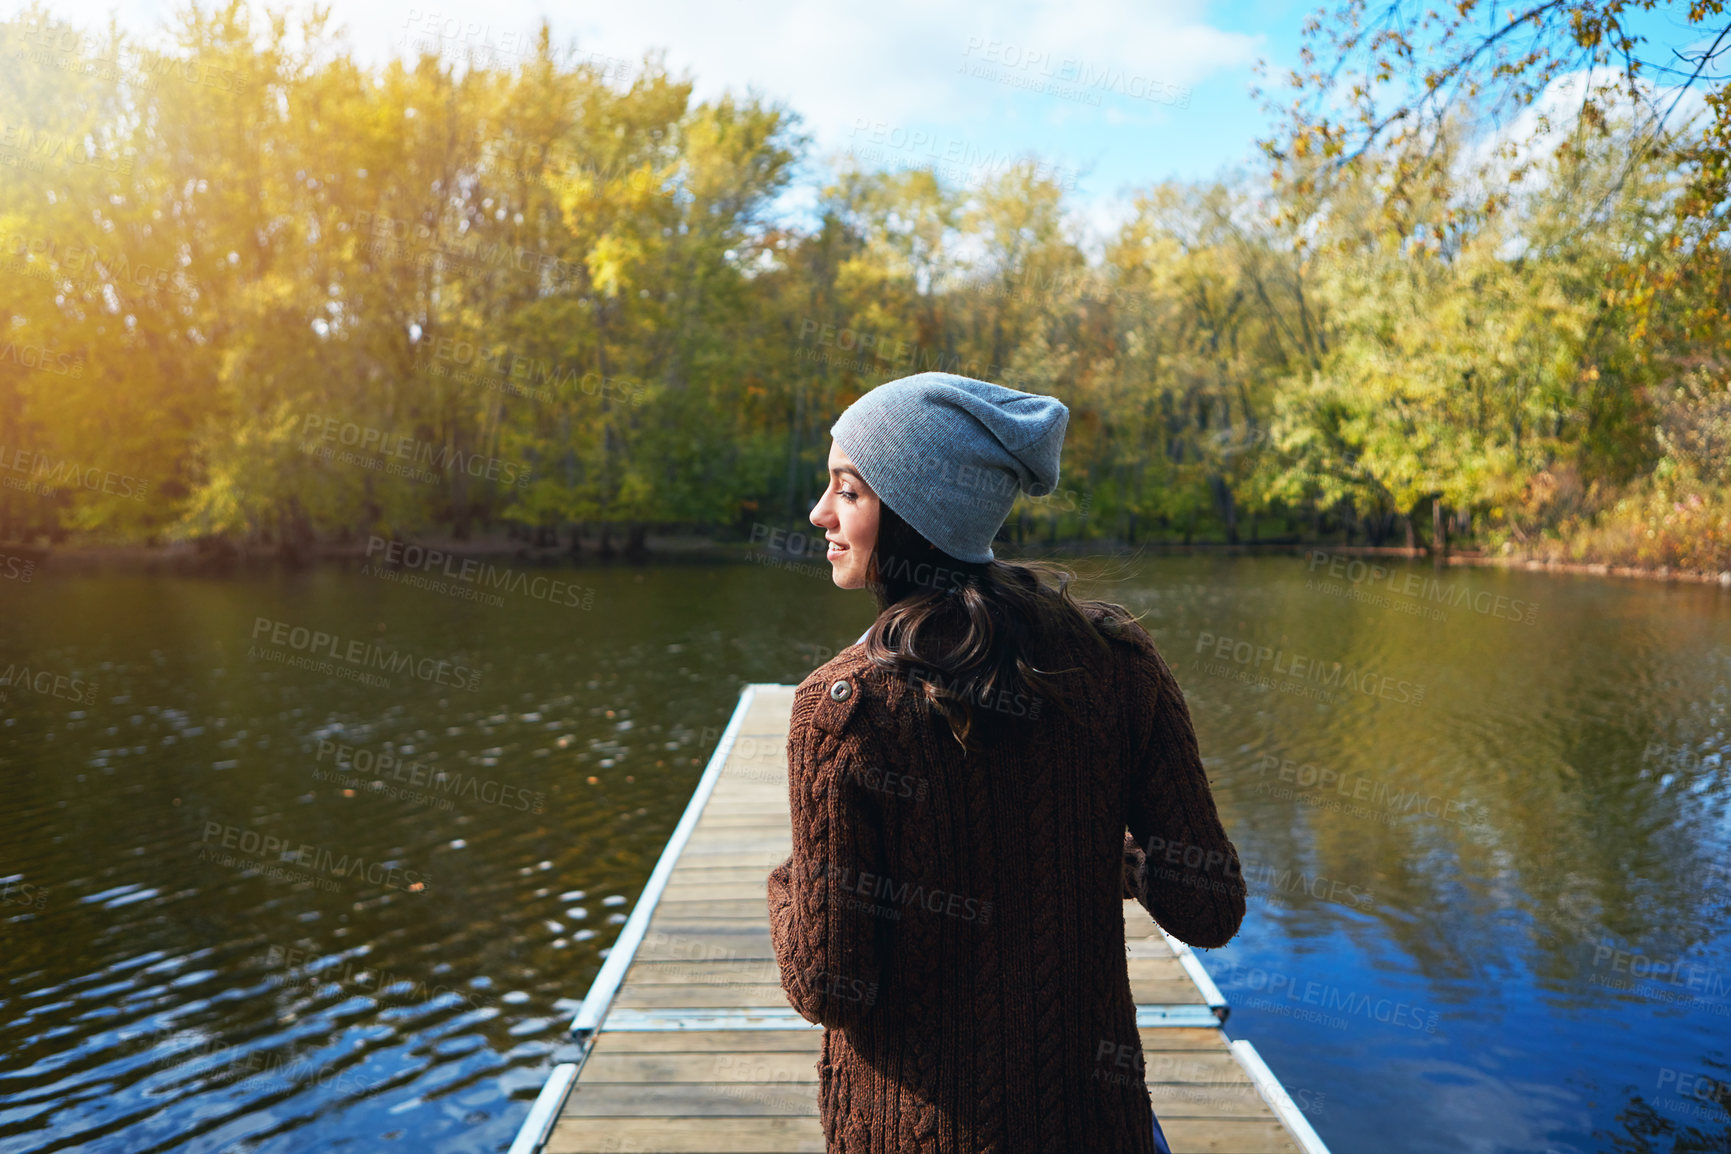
[5,535,1729,589]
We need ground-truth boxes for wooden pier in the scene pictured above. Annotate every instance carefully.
[509,684,1330,1154]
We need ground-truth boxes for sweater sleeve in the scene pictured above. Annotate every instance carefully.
[767,695,886,1028]
[1119,629,1247,949]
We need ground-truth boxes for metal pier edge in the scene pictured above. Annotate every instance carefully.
[506,682,769,1154]
[1230,1038,1333,1154]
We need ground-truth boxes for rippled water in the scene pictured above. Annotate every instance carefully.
[1,554,1727,1153]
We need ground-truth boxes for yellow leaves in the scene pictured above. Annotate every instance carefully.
[586,233,642,298]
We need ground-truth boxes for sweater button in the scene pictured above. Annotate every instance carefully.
[829,679,852,702]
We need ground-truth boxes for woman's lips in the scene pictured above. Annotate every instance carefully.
[826,542,847,559]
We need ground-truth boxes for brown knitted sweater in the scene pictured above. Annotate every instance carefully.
[767,606,1248,1153]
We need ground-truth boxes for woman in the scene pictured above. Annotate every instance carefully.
[767,372,1247,1154]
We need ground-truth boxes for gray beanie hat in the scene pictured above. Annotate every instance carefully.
[828,372,1069,564]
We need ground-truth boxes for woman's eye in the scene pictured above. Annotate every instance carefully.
[840,489,857,503]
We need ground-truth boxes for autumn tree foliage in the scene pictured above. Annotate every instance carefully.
[0,0,1726,569]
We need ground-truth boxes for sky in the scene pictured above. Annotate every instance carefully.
[22,0,1715,241]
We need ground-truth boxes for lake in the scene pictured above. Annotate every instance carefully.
[1,552,1727,1153]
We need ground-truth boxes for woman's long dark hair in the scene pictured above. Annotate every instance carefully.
[860,499,1141,755]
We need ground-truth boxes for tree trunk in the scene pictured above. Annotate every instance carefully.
[449,435,471,540]
[785,378,805,520]
[1404,513,1416,551]
[625,521,649,562]
[278,501,314,567]
[1208,475,1238,544]
[568,522,583,555]
[1432,498,1447,557]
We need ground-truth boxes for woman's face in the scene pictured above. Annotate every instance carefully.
[809,440,880,591]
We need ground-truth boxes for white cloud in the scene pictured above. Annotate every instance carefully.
[1463,64,1711,180]
[562,0,1258,151]
[30,0,1260,147]
[25,0,1277,223]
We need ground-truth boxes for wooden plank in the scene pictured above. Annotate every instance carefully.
[657,870,776,885]
[1137,1027,1242,1051]
[1126,911,1176,941]
[648,891,772,906]
[633,934,775,964]
[665,843,783,856]
[579,1051,1253,1091]
[613,984,795,1009]
[581,1051,818,1084]
[1140,1054,1251,1084]
[1149,1083,1285,1118]
[664,859,779,871]
[581,1031,822,1054]
[672,852,790,867]
[635,928,774,956]
[654,892,772,906]
[678,840,792,855]
[614,967,1201,1008]
[693,829,787,842]
[564,1083,819,1117]
[696,816,785,826]
[733,725,794,741]
[545,1117,826,1153]
[621,960,782,985]
[710,771,787,781]
[1127,956,1192,981]
[1160,1119,1306,1153]
[546,1116,1296,1154]
[678,814,790,827]
[680,833,791,847]
[668,844,785,861]
[721,735,789,746]
[658,856,785,871]
[642,918,774,936]
[1132,980,1217,1004]
[654,899,771,918]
